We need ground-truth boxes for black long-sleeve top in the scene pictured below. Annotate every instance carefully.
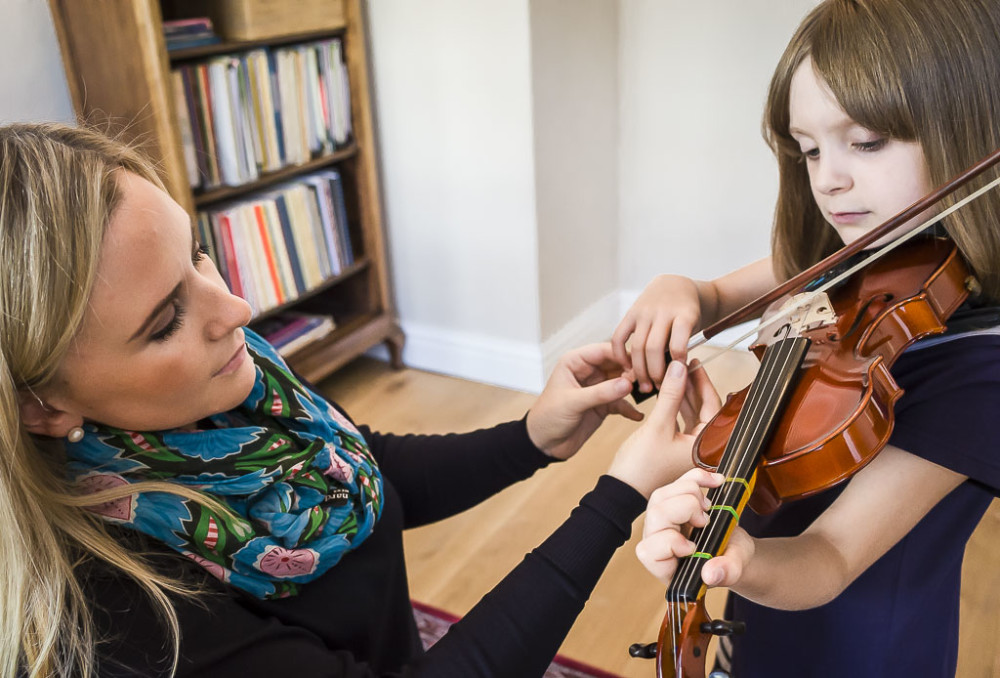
[85,415,646,677]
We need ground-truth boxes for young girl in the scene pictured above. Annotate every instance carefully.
[0,122,715,677]
[617,0,1000,676]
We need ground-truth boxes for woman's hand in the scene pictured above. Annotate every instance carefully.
[607,359,721,498]
[636,467,756,588]
[611,275,707,395]
[525,343,643,460]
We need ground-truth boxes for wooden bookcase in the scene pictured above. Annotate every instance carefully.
[47,0,403,384]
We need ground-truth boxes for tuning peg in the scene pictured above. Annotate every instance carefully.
[627,642,658,658]
[699,619,746,636]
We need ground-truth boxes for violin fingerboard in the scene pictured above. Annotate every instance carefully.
[667,336,810,603]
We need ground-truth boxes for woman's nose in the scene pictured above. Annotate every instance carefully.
[205,284,253,341]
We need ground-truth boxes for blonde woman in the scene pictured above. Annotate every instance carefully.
[0,122,713,676]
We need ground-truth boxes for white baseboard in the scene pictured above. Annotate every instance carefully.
[366,290,755,393]
[366,322,546,393]
[367,292,622,393]
[539,291,622,379]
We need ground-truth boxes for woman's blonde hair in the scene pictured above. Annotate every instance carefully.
[0,123,221,676]
[764,0,1000,302]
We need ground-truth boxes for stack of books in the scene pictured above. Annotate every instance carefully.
[256,313,336,357]
[163,18,221,52]
[195,168,355,316]
[170,39,352,189]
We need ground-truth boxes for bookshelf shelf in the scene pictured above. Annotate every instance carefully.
[252,257,369,322]
[194,142,358,208]
[49,0,404,381]
[168,28,347,63]
[286,312,399,383]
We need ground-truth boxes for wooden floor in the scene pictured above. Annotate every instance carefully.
[318,349,1000,678]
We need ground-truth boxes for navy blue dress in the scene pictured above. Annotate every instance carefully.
[727,331,1000,677]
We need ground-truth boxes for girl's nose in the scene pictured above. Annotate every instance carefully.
[811,154,852,195]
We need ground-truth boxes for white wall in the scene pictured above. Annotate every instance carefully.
[618,0,819,293]
[367,1,624,390]
[366,1,547,389]
[0,0,73,123]
[531,0,619,346]
[367,0,819,388]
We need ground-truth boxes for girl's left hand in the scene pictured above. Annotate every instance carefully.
[636,467,755,587]
[525,342,642,460]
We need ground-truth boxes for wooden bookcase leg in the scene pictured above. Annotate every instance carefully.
[385,325,405,369]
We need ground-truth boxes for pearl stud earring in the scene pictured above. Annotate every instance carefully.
[67,427,85,443]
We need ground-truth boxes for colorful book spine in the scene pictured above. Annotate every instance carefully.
[271,192,307,294]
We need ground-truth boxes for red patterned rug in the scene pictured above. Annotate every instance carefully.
[412,601,623,678]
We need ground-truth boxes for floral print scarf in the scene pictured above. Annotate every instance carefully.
[65,328,383,599]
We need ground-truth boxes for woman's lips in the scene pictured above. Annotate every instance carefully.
[215,343,247,376]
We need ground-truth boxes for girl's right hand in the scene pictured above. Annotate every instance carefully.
[606,359,721,498]
[611,275,705,395]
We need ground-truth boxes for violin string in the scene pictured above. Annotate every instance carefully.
[702,338,789,540]
[673,604,681,676]
[666,338,787,676]
[673,337,790,599]
[684,172,1000,373]
[666,340,790,674]
[682,337,796,594]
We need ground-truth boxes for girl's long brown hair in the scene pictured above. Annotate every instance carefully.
[764,0,1000,302]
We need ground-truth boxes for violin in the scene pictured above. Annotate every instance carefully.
[628,145,1000,677]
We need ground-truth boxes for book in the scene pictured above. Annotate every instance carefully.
[303,184,337,277]
[228,57,259,183]
[331,40,352,144]
[251,202,286,304]
[213,210,247,304]
[235,203,276,312]
[194,63,221,189]
[178,67,209,189]
[163,17,220,52]
[163,17,214,35]
[166,35,222,51]
[262,199,300,298]
[266,50,287,166]
[304,176,343,274]
[325,170,354,266]
[284,183,328,284]
[269,191,308,294]
[257,313,336,357]
[170,70,200,188]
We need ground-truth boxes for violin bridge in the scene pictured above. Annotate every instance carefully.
[758,292,837,342]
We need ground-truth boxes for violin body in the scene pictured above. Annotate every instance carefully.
[693,237,971,514]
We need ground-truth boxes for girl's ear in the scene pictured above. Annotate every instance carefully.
[18,393,84,438]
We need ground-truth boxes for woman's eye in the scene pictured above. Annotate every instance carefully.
[801,147,820,160]
[193,241,211,264]
[151,301,186,342]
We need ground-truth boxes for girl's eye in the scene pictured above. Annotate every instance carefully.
[801,147,820,160]
[151,300,186,342]
[855,138,887,152]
